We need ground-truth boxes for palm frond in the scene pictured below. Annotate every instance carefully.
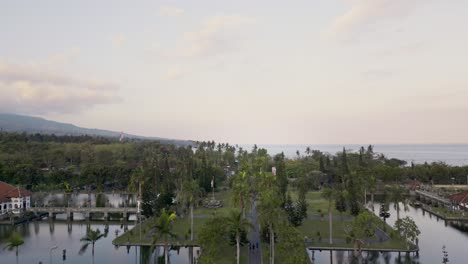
[78,242,90,255]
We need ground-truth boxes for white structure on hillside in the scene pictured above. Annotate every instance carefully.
[0,181,31,216]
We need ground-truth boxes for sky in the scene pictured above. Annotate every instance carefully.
[1,0,468,144]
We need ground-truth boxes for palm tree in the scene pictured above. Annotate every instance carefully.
[79,227,105,260]
[368,175,377,211]
[151,209,177,264]
[232,172,250,217]
[389,185,407,222]
[3,232,24,264]
[258,188,282,264]
[129,165,146,200]
[225,210,253,264]
[321,187,334,244]
[305,147,311,156]
[176,179,202,241]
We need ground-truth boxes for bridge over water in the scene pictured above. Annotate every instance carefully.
[30,207,138,220]
[414,190,451,206]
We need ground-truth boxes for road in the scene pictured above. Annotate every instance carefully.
[249,195,262,264]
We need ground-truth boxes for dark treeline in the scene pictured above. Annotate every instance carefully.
[0,132,235,196]
[287,145,468,187]
[0,132,120,144]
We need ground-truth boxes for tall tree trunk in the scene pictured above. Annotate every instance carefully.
[165,242,169,264]
[92,243,95,256]
[371,192,375,211]
[190,205,194,241]
[138,182,142,201]
[15,247,18,264]
[364,189,367,206]
[396,203,400,221]
[236,233,240,264]
[329,200,333,244]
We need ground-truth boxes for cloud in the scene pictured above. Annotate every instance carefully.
[0,61,121,114]
[162,67,184,81]
[324,0,425,40]
[159,6,185,17]
[169,15,254,58]
[112,34,126,48]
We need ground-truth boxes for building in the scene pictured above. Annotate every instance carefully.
[449,190,468,210]
[0,181,31,216]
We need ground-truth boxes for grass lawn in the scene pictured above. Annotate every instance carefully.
[113,187,251,263]
[113,188,237,246]
[298,218,352,240]
[295,191,415,251]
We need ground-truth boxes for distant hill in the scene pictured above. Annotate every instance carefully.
[0,113,192,145]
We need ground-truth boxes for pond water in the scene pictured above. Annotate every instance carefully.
[0,220,199,264]
[308,203,468,263]
[2,200,467,263]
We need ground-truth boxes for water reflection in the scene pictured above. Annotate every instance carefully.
[0,220,199,264]
[308,203,468,263]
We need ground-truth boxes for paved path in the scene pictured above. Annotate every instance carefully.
[248,196,262,264]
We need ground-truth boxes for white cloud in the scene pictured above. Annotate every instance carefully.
[159,6,185,17]
[0,61,121,114]
[324,0,425,39]
[169,15,254,58]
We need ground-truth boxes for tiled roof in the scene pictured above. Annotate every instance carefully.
[449,190,468,204]
[0,181,31,202]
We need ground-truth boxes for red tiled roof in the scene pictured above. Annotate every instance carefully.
[0,181,31,202]
[449,190,468,204]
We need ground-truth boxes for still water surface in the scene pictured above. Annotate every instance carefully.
[0,193,197,264]
[2,196,468,263]
[0,220,197,264]
[310,203,468,263]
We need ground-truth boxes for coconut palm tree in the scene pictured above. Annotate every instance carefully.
[79,227,105,260]
[321,187,334,244]
[151,209,177,264]
[225,209,253,264]
[129,165,146,200]
[3,232,24,264]
[176,179,202,241]
[389,185,407,222]
[232,171,250,217]
[258,188,282,264]
[368,175,377,211]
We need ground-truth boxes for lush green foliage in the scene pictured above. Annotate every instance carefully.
[394,216,420,249]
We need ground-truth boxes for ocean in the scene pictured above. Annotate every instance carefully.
[239,144,468,166]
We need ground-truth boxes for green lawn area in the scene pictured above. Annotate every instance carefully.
[295,191,415,251]
[290,190,349,216]
[299,218,352,240]
[113,188,236,246]
[113,187,251,263]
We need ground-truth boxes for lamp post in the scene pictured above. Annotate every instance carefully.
[49,245,58,264]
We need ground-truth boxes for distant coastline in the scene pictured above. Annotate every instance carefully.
[240,144,468,166]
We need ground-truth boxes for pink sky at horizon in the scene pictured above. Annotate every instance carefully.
[1,0,467,144]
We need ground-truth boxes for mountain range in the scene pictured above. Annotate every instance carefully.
[0,113,192,145]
